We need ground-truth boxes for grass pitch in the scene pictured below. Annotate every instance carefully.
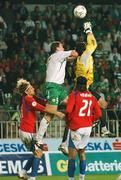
[0,174,118,180]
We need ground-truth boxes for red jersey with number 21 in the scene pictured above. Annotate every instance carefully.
[66,91,102,130]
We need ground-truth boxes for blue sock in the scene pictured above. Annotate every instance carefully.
[79,160,86,175]
[30,157,40,177]
[24,155,34,171]
[68,159,75,178]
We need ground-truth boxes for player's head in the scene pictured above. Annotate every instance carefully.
[75,42,86,55]
[50,41,64,53]
[16,79,35,96]
[76,76,87,91]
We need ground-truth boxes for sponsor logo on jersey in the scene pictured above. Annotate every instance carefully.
[32,101,37,106]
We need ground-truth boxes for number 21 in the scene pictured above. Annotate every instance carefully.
[79,100,92,116]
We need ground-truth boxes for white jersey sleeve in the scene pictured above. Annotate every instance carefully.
[54,51,72,62]
[46,50,72,84]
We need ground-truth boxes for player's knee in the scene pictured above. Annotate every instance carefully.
[81,153,86,160]
[68,148,77,159]
[79,149,86,160]
[33,149,43,158]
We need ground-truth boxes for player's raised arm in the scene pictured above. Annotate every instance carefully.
[84,22,97,53]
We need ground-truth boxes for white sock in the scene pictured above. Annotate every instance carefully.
[36,117,49,141]
[68,177,74,180]
[22,169,26,174]
[29,177,36,180]
[79,174,85,180]
[102,126,108,132]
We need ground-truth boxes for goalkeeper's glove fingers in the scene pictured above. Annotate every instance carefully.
[84,21,92,34]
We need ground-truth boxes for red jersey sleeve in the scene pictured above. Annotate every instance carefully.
[66,92,76,113]
[65,92,76,127]
[92,97,102,122]
[33,95,47,105]
[25,96,46,112]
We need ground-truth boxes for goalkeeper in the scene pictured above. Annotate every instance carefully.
[58,22,112,155]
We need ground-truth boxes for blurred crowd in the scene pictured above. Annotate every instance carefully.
[0,1,121,121]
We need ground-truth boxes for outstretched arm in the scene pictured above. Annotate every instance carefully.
[67,50,78,61]
[84,22,97,53]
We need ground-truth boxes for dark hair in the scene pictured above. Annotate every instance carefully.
[75,42,86,55]
[50,41,61,54]
[76,76,87,91]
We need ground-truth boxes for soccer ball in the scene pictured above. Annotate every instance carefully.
[74,5,87,19]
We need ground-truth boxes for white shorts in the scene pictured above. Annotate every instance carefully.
[70,127,92,150]
[19,129,35,150]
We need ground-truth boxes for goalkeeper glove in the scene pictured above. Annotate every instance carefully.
[84,21,92,34]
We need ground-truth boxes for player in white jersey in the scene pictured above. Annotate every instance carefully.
[46,51,72,84]
[35,41,78,147]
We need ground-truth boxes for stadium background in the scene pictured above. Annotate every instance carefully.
[0,0,121,180]
[0,0,120,4]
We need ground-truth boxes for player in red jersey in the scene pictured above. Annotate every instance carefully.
[16,79,64,180]
[66,76,102,180]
